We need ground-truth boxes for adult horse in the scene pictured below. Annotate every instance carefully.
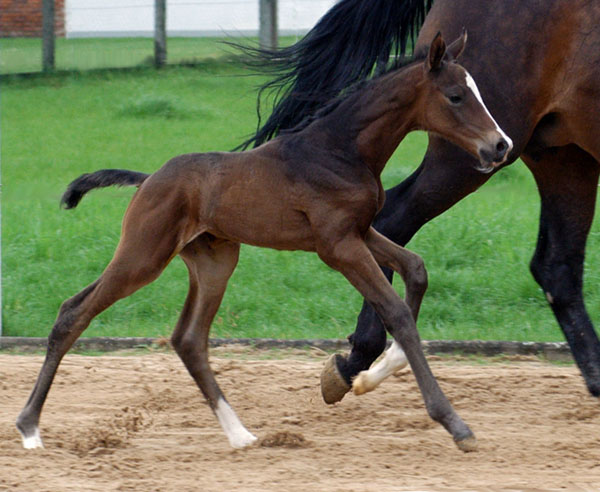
[242,0,600,402]
[16,34,511,451]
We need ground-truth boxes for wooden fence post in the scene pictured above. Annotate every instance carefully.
[155,0,167,68]
[42,0,55,72]
[259,0,278,50]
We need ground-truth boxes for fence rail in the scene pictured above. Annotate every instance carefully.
[0,336,573,361]
[1,0,316,75]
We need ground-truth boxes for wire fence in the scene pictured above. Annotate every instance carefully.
[0,0,334,75]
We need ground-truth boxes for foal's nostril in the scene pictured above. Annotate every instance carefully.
[496,139,508,155]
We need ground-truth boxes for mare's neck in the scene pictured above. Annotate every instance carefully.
[326,64,423,178]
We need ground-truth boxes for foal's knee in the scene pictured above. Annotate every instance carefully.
[382,302,416,336]
[406,254,428,297]
[48,282,99,347]
[171,330,206,361]
[170,331,188,356]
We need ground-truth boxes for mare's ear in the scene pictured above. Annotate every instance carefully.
[427,32,446,72]
[446,28,468,61]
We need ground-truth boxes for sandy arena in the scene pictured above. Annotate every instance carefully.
[1,347,599,491]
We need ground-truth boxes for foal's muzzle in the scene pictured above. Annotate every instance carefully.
[476,136,513,173]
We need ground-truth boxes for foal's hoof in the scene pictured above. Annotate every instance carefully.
[320,354,351,404]
[455,435,478,453]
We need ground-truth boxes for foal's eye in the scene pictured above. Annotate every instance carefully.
[448,94,463,105]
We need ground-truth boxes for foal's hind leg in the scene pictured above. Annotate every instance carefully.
[17,193,184,448]
[16,260,170,448]
[171,235,257,449]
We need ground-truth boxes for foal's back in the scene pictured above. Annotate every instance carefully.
[136,136,376,253]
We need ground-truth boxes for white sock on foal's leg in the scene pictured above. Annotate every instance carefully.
[20,427,44,449]
[215,398,258,449]
[352,341,409,395]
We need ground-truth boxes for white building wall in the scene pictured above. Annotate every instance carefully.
[65,0,337,38]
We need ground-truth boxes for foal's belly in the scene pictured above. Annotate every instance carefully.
[203,169,317,252]
[209,206,317,252]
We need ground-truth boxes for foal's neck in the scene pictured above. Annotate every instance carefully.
[331,64,423,178]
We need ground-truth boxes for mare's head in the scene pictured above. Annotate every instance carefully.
[418,31,513,173]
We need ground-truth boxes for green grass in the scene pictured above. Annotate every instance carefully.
[2,63,599,343]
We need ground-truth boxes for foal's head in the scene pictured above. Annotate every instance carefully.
[417,32,513,173]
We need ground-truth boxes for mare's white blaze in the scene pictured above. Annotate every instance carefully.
[21,427,44,449]
[215,398,257,449]
[464,71,514,151]
[352,341,409,395]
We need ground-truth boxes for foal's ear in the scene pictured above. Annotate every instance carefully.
[427,32,446,72]
[446,28,468,61]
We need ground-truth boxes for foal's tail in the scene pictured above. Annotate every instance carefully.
[61,169,150,209]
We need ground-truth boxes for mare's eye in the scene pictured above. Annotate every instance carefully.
[448,94,463,105]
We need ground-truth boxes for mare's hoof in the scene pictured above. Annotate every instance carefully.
[320,354,351,404]
[455,435,478,453]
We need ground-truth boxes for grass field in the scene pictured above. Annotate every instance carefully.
[2,62,599,342]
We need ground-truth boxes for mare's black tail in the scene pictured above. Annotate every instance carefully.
[236,0,433,149]
[61,169,150,209]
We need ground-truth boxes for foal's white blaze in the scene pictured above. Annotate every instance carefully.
[352,341,409,395]
[464,71,514,155]
[215,398,258,449]
[20,427,44,449]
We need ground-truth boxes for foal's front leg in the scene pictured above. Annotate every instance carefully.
[318,235,476,451]
[365,228,428,319]
[322,228,426,399]
[352,228,426,395]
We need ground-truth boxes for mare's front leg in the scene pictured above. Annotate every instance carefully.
[317,234,476,451]
[322,141,496,404]
[524,145,600,396]
[170,236,257,449]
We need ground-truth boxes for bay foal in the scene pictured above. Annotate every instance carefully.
[17,33,511,451]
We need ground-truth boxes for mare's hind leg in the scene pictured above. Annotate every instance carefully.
[351,341,408,396]
[17,191,185,448]
[170,235,257,449]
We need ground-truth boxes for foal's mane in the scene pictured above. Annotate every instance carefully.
[233,0,433,150]
[277,55,420,137]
